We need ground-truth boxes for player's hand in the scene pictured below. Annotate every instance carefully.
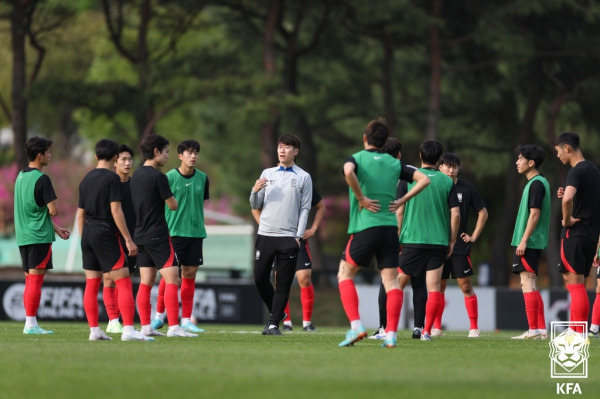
[446,242,455,259]
[515,241,527,256]
[461,233,476,243]
[303,227,316,240]
[252,178,268,192]
[358,196,380,213]
[593,255,599,267]
[125,240,138,257]
[56,227,70,240]
[562,216,581,227]
[557,187,564,199]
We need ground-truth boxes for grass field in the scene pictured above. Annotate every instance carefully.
[0,322,598,399]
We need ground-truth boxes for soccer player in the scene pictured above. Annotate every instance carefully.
[131,134,196,338]
[78,139,150,341]
[433,153,488,338]
[369,137,428,340]
[590,247,600,338]
[337,121,429,348]
[553,132,600,335]
[250,134,312,335]
[14,136,70,335]
[396,140,460,342]
[151,139,209,334]
[510,145,551,340]
[252,185,325,332]
[103,144,136,334]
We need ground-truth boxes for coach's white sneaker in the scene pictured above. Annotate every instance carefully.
[89,330,112,341]
[431,328,444,337]
[368,327,386,340]
[511,330,539,340]
[122,329,154,342]
[167,325,198,338]
[468,329,480,338]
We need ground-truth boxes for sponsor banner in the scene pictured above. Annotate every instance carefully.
[0,280,263,324]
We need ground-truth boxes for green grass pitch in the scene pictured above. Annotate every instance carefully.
[0,322,598,399]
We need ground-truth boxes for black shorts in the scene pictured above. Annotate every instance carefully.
[172,236,204,266]
[398,246,446,278]
[341,226,399,269]
[81,222,126,273]
[296,241,312,270]
[137,237,179,270]
[511,248,542,275]
[442,254,473,279]
[19,243,53,272]
[558,235,595,277]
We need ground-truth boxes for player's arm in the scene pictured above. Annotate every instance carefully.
[250,173,267,210]
[516,208,540,256]
[77,208,85,237]
[303,199,326,239]
[462,207,488,243]
[343,161,380,213]
[47,199,58,217]
[295,176,313,242]
[110,201,138,256]
[448,206,460,258]
[396,203,405,236]
[165,196,178,211]
[594,235,600,266]
[251,208,261,224]
[561,185,580,227]
[394,169,429,208]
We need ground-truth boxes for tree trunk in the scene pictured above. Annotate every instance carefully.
[381,32,396,135]
[425,0,443,141]
[11,2,29,171]
[259,0,282,169]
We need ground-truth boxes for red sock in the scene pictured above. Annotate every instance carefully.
[103,286,119,320]
[385,289,403,333]
[165,283,179,327]
[136,283,153,326]
[156,278,166,314]
[23,274,29,309]
[464,295,478,330]
[301,284,315,322]
[535,291,546,330]
[25,274,44,317]
[180,277,195,319]
[592,292,600,326]
[523,292,538,330]
[284,301,291,322]
[84,278,102,328]
[115,278,135,326]
[567,284,589,332]
[424,291,442,334]
[433,293,445,329]
[339,280,360,322]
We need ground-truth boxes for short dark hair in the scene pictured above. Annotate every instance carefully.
[517,144,545,169]
[439,152,461,167]
[364,120,388,148]
[25,136,53,161]
[140,134,169,161]
[552,132,580,150]
[95,139,119,161]
[177,139,200,154]
[118,144,134,158]
[278,134,301,149]
[382,137,402,158]
[419,140,443,165]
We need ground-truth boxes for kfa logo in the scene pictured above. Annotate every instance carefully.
[548,321,589,379]
[457,193,463,202]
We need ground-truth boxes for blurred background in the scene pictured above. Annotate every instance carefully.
[1,0,600,290]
